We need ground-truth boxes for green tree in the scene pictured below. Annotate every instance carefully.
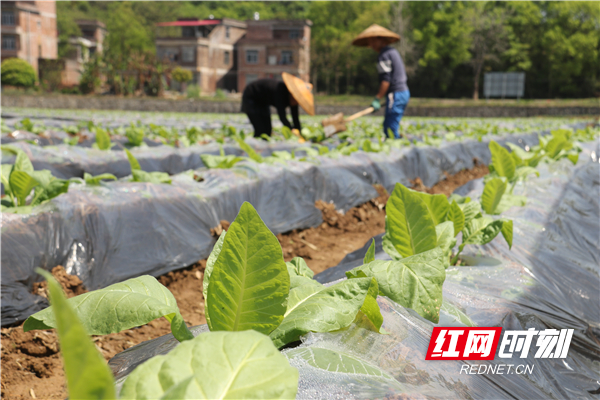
[464,2,510,100]
[409,1,473,95]
[1,58,36,88]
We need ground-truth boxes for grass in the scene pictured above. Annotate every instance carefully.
[315,95,599,108]
[3,88,598,108]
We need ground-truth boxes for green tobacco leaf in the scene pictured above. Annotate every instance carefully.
[280,126,292,140]
[95,128,112,150]
[286,257,313,279]
[440,301,477,327]
[29,172,70,206]
[346,272,384,332]
[269,277,380,348]
[24,275,193,342]
[501,219,513,249]
[37,269,116,399]
[84,173,117,185]
[13,150,35,174]
[386,183,437,258]
[412,190,450,226]
[237,139,263,163]
[131,170,172,184]
[567,152,579,165]
[436,221,456,266]
[124,148,141,171]
[495,194,527,214]
[120,330,298,400]
[285,282,324,316]
[347,247,445,323]
[126,127,145,146]
[363,239,376,264]
[481,178,506,215]
[448,200,465,236]
[459,217,504,251]
[285,347,398,383]
[382,218,403,260]
[545,137,572,159]
[489,141,515,180]
[1,164,12,194]
[9,171,39,206]
[286,257,319,289]
[203,230,227,301]
[459,201,481,225]
[200,154,245,169]
[512,166,539,182]
[206,202,289,334]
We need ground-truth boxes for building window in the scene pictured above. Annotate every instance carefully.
[289,30,301,39]
[2,35,16,50]
[224,51,230,64]
[281,51,293,65]
[225,26,230,39]
[182,47,195,62]
[246,74,258,85]
[246,50,258,64]
[1,11,15,25]
[182,27,196,38]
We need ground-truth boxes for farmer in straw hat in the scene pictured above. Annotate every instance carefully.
[241,72,314,138]
[353,24,410,139]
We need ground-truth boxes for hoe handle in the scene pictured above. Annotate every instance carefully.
[345,107,375,122]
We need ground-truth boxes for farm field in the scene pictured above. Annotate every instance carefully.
[1,111,599,399]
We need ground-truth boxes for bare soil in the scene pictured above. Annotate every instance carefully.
[1,164,487,399]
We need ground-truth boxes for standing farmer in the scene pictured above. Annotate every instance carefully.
[241,72,314,138]
[353,24,409,139]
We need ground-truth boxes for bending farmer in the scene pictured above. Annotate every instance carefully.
[353,24,410,139]
[241,72,314,138]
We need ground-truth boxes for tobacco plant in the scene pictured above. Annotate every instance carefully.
[26,202,383,349]
[124,149,171,184]
[1,146,72,213]
[347,181,514,324]
[35,269,298,400]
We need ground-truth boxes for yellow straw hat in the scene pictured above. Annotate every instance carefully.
[282,72,315,116]
[352,24,400,47]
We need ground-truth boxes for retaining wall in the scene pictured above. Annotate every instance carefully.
[3,94,598,117]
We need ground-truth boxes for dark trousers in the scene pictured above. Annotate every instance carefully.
[242,98,271,138]
[246,108,272,137]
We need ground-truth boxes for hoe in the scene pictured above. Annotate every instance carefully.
[321,107,375,137]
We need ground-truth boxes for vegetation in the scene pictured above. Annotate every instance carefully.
[56,1,600,98]
[0,147,72,214]
[1,59,36,88]
[172,67,193,84]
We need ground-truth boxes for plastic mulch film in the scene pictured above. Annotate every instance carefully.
[0,138,312,179]
[0,133,566,325]
[107,142,599,399]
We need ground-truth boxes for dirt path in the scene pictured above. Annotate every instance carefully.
[1,163,488,399]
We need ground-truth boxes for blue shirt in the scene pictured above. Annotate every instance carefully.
[377,46,408,93]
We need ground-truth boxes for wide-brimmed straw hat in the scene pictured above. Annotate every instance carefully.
[282,72,315,116]
[352,24,400,47]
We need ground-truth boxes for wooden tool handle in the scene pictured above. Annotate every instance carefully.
[345,107,375,122]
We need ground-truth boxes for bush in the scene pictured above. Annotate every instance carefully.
[186,83,201,99]
[172,67,193,83]
[1,58,36,88]
[215,89,227,99]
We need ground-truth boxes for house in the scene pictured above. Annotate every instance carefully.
[61,19,106,87]
[154,17,312,95]
[155,18,247,94]
[236,19,312,92]
[1,1,58,75]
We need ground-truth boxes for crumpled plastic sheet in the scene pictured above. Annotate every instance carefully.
[0,133,571,325]
[107,141,599,399]
[0,138,313,179]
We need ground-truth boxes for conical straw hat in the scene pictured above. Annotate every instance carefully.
[282,72,315,116]
[352,24,400,47]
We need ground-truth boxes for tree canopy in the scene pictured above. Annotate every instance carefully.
[57,1,599,98]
